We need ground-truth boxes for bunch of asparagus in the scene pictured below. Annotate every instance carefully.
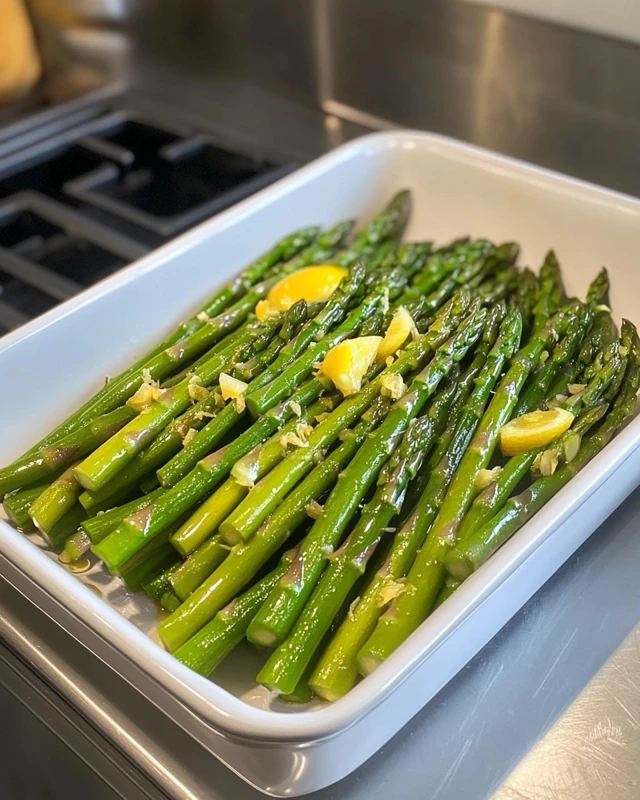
[1,189,637,704]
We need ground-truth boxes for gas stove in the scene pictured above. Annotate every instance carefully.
[0,93,293,336]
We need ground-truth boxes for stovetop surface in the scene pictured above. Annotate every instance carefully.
[0,93,293,334]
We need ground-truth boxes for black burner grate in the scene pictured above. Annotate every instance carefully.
[0,105,294,334]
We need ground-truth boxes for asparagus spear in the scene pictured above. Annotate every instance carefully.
[169,399,325,557]
[579,307,617,367]
[142,562,182,604]
[174,546,301,677]
[28,465,82,541]
[218,291,473,546]
[246,303,487,649]
[531,250,565,333]
[157,399,392,651]
[65,489,168,565]
[337,191,412,268]
[404,240,495,301]
[169,535,231,601]
[44,504,88,551]
[121,543,181,592]
[256,390,456,694]
[445,357,639,582]
[310,305,516,700]
[3,482,52,531]
[433,576,460,609]
[515,304,589,416]
[359,309,575,674]
[512,267,538,340]
[18,226,322,458]
[0,406,137,497]
[585,267,609,306]
[232,299,311,383]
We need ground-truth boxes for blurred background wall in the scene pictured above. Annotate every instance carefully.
[9,0,640,193]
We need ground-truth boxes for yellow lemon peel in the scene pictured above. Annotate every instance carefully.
[255,265,348,321]
[500,408,574,456]
[321,336,382,396]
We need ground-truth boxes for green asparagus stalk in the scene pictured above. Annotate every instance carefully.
[513,267,538,340]
[121,543,181,592]
[256,389,456,694]
[232,300,311,383]
[28,465,82,541]
[0,406,138,497]
[579,309,617,367]
[64,530,92,562]
[218,291,474,546]
[45,504,88,551]
[3,483,52,530]
[246,303,487,649]
[169,399,325,557]
[173,546,301,677]
[77,389,230,511]
[531,250,565,333]
[358,312,623,674]
[433,576,460,609]
[169,535,231,601]
[244,282,397,419]
[405,240,495,301]
[444,343,640,581]
[142,562,182,604]
[157,399,392,652]
[515,304,589,416]
[586,267,610,307]
[80,488,165,543]
[337,191,412,268]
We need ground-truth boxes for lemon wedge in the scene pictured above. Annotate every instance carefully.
[377,307,416,361]
[321,336,382,396]
[255,265,348,321]
[499,408,574,456]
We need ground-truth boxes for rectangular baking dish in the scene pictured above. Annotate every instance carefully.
[1,130,640,797]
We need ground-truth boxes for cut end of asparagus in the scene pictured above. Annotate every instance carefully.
[218,520,243,546]
[356,652,382,678]
[308,682,342,704]
[64,530,92,563]
[443,551,474,581]
[72,464,101,492]
[247,626,279,648]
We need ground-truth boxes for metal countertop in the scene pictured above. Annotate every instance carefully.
[2,4,640,796]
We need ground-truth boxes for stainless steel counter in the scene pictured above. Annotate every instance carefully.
[2,3,640,797]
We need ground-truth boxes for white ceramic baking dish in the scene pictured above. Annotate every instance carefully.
[2,131,640,797]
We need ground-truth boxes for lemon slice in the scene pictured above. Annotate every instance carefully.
[499,408,574,456]
[321,336,382,396]
[377,307,416,361]
[256,265,348,321]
